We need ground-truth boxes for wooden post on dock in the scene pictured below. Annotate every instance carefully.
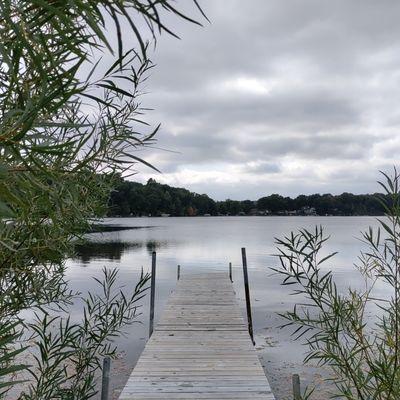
[229,262,233,282]
[177,264,181,280]
[292,374,301,400]
[100,356,111,400]
[241,247,255,345]
[149,251,156,338]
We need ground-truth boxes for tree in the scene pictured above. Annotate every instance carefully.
[0,1,205,397]
[257,194,288,213]
[241,200,255,214]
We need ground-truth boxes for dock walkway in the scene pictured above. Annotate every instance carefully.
[119,272,275,399]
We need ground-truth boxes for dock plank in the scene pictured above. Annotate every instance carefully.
[119,272,275,400]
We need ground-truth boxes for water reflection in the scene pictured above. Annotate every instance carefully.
[145,240,168,254]
[89,224,157,233]
[73,240,169,263]
[66,216,382,399]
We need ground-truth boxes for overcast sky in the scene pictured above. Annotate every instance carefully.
[131,0,400,200]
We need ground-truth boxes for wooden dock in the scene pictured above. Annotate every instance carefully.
[119,272,275,399]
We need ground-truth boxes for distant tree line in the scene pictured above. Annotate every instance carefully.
[108,177,387,217]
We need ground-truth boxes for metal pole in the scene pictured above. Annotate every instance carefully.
[177,264,181,280]
[149,251,156,337]
[292,374,301,400]
[101,357,111,400]
[241,247,255,345]
[229,262,233,283]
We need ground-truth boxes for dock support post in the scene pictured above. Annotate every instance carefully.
[229,262,233,283]
[149,251,156,338]
[101,357,111,400]
[241,247,255,345]
[177,264,181,280]
[292,374,301,400]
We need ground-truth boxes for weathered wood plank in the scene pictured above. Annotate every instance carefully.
[119,272,275,400]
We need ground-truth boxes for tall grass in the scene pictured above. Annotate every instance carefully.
[274,169,400,399]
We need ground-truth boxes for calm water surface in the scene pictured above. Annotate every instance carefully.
[66,216,382,399]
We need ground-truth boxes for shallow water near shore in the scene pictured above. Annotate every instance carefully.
[65,216,383,399]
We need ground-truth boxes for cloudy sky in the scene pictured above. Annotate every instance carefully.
[132,0,400,200]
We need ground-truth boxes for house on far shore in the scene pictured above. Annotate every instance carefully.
[286,210,298,216]
[299,206,317,216]
[249,208,270,216]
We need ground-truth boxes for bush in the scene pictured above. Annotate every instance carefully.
[274,169,400,399]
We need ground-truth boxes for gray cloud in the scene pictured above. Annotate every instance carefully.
[244,162,281,175]
[128,0,400,199]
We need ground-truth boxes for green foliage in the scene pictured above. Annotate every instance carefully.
[273,169,400,399]
[20,269,149,400]
[109,177,386,217]
[257,192,384,215]
[109,177,218,216]
[0,321,27,395]
[0,0,205,396]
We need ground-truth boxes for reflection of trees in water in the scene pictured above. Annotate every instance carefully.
[88,225,156,233]
[74,242,140,263]
[73,240,168,263]
[145,240,168,255]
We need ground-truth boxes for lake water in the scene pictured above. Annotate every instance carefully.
[66,216,382,399]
